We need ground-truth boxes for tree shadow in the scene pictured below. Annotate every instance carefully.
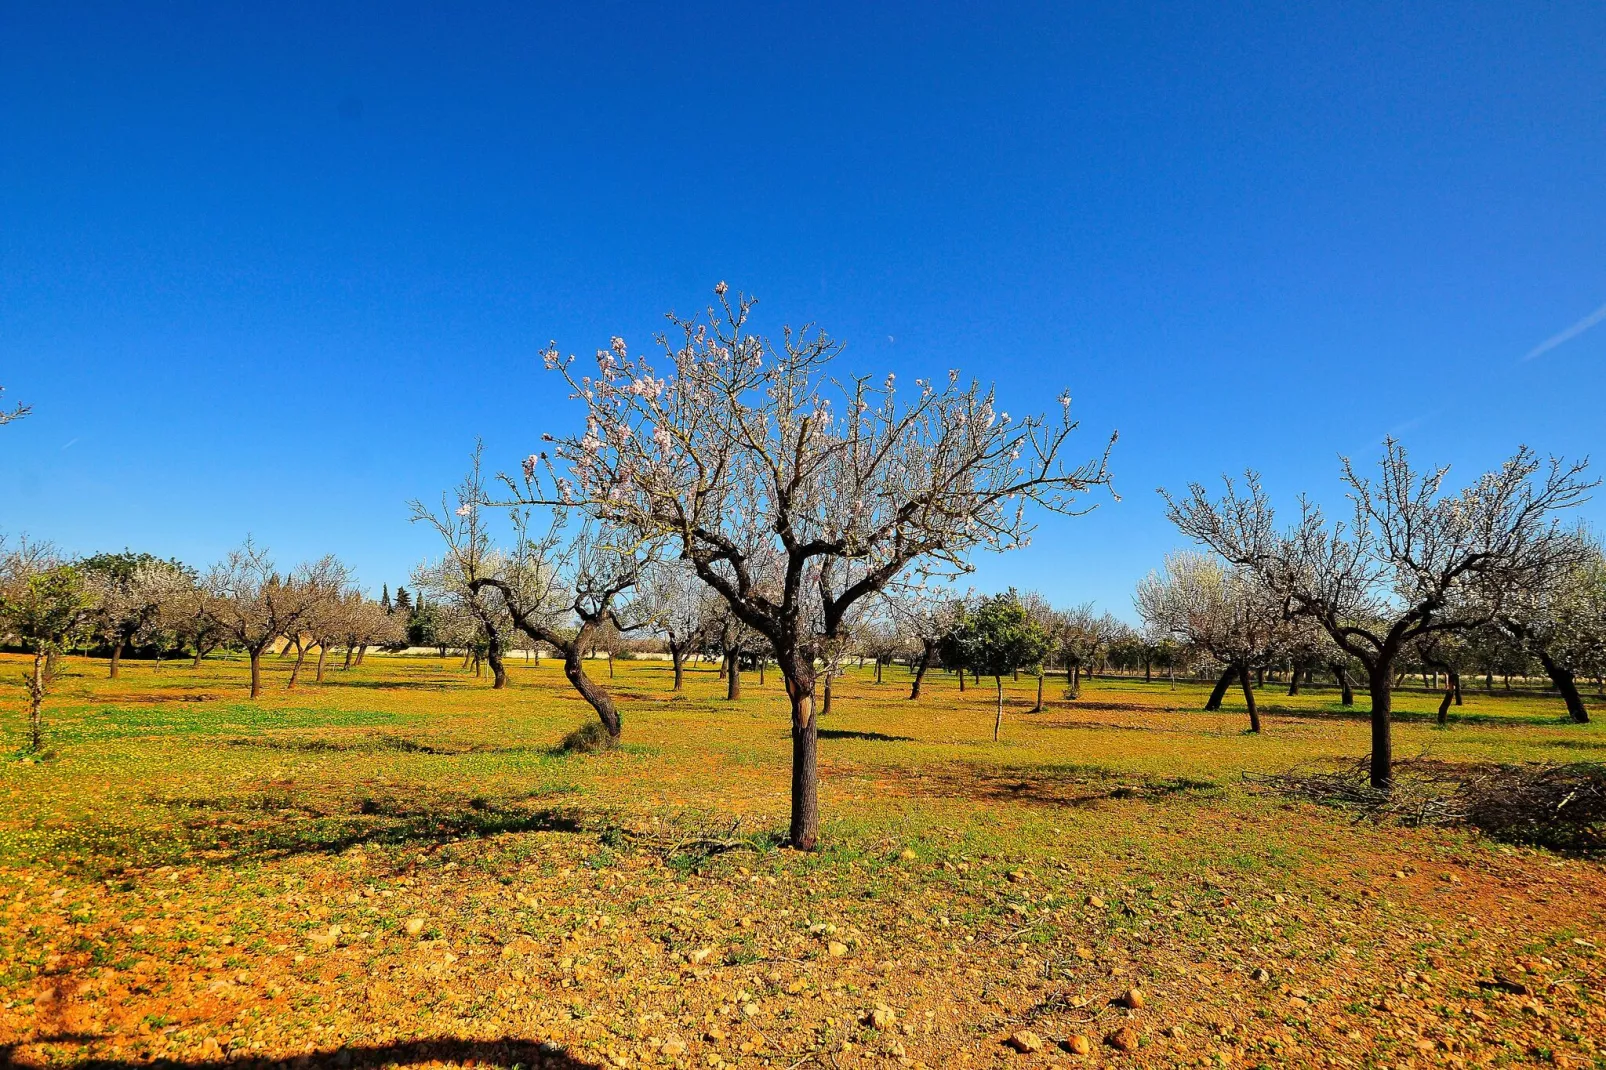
[870,763,1219,808]
[818,729,915,743]
[224,735,538,757]
[1,1035,601,1069]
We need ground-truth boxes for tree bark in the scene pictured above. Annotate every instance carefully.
[874,658,883,684]
[1068,664,1081,699]
[487,642,506,689]
[249,649,263,699]
[822,674,833,717]
[785,670,819,850]
[27,650,46,752]
[193,649,204,669]
[343,646,354,670]
[1239,665,1261,733]
[993,676,1005,741]
[1332,663,1354,706]
[1367,661,1393,789]
[564,642,622,737]
[1536,649,1590,723]
[1204,666,1234,711]
[1437,684,1454,725]
[109,641,123,679]
[958,667,965,693]
[727,654,742,700]
[316,644,328,684]
[1032,672,1045,713]
[1286,661,1301,696]
[287,644,308,690]
[910,642,933,700]
[670,644,685,691]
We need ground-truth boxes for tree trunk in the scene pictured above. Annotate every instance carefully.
[27,650,46,752]
[958,668,965,693]
[1144,658,1152,683]
[607,652,615,679]
[785,670,820,850]
[193,649,204,669]
[356,644,368,666]
[564,643,622,737]
[727,654,742,700]
[1367,660,1393,789]
[1068,664,1081,700]
[1437,684,1454,725]
[316,644,328,684]
[1204,666,1234,711]
[1451,669,1462,706]
[1332,663,1354,706]
[1032,672,1045,713]
[1239,665,1261,733]
[343,646,354,670]
[249,649,263,699]
[910,644,933,700]
[993,676,1004,741]
[822,674,833,717]
[109,641,123,679]
[1536,649,1590,724]
[1287,662,1301,696]
[717,654,728,680]
[487,642,506,689]
[287,645,308,690]
[671,644,685,692]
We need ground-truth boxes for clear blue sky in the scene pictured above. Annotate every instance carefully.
[3,3,1603,617]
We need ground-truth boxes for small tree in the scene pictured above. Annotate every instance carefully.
[642,559,708,692]
[81,553,193,677]
[948,591,1049,741]
[1493,532,1606,723]
[0,539,92,752]
[204,540,322,699]
[520,284,1111,848]
[883,585,966,700]
[1165,440,1594,787]
[1055,603,1123,699]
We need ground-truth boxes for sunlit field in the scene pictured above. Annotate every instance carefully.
[2,653,1603,1069]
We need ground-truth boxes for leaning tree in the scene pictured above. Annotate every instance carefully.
[1493,530,1606,723]
[521,283,1112,848]
[1165,440,1593,787]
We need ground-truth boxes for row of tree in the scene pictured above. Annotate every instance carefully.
[0,538,406,749]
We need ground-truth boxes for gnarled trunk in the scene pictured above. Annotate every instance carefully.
[564,642,622,737]
[487,642,506,689]
[1367,661,1394,789]
[1536,649,1590,724]
[909,642,934,700]
[670,643,685,691]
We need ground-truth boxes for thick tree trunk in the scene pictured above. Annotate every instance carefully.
[564,644,622,737]
[249,649,263,699]
[1144,658,1152,683]
[758,657,766,685]
[109,642,123,679]
[822,674,833,717]
[993,676,1005,741]
[1068,664,1081,699]
[1367,662,1393,789]
[343,646,354,670]
[1536,650,1590,724]
[717,654,728,680]
[671,645,685,692]
[356,644,368,666]
[1437,684,1454,725]
[785,674,819,850]
[874,658,883,684]
[1239,665,1261,733]
[727,655,742,700]
[193,649,204,669]
[1204,666,1234,711]
[1287,662,1301,696]
[958,668,965,693]
[316,645,328,684]
[487,642,506,689]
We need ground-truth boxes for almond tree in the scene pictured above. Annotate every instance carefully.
[1054,603,1123,699]
[1165,440,1594,786]
[0,538,93,751]
[882,585,967,701]
[204,540,322,699]
[521,283,1112,848]
[0,386,28,425]
[81,553,193,677]
[642,559,708,691]
[414,456,651,735]
[1135,551,1288,731]
[1493,532,1606,723]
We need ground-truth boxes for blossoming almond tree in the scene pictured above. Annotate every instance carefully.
[523,283,1114,849]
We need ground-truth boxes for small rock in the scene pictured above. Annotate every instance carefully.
[1105,1027,1139,1052]
[1161,1024,1184,1039]
[1007,870,1027,883]
[1250,967,1270,982]
[1118,987,1145,1009]
[899,848,917,861]
[865,1006,897,1031]
[827,941,848,957]
[1086,895,1105,908]
[1062,1034,1091,1055]
[404,917,425,936]
[742,1002,759,1018]
[1006,1030,1043,1053]
[689,947,714,965]
[704,1026,726,1042]
[661,1038,686,1057]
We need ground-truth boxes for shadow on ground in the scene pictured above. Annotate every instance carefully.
[0,1035,600,1069]
[862,763,1219,808]
[818,728,915,743]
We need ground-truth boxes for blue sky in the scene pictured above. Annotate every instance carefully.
[3,3,1603,617]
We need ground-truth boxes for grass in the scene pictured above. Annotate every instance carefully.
[1,652,1603,1069]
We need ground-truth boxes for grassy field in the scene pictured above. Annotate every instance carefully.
[1,653,1603,1069]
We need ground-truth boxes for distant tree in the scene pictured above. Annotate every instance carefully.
[1054,603,1124,699]
[380,584,392,613]
[642,559,709,692]
[0,539,93,751]
[884,586,966,701]
[204,540,323,699]
[522,284,1112,848]
[947,590,1049,742]
[1135,551,1288,731]
[393,586,414,614]
[80,552,193,677]
[1165,440,1594,787]
[1493,532,1606,723]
